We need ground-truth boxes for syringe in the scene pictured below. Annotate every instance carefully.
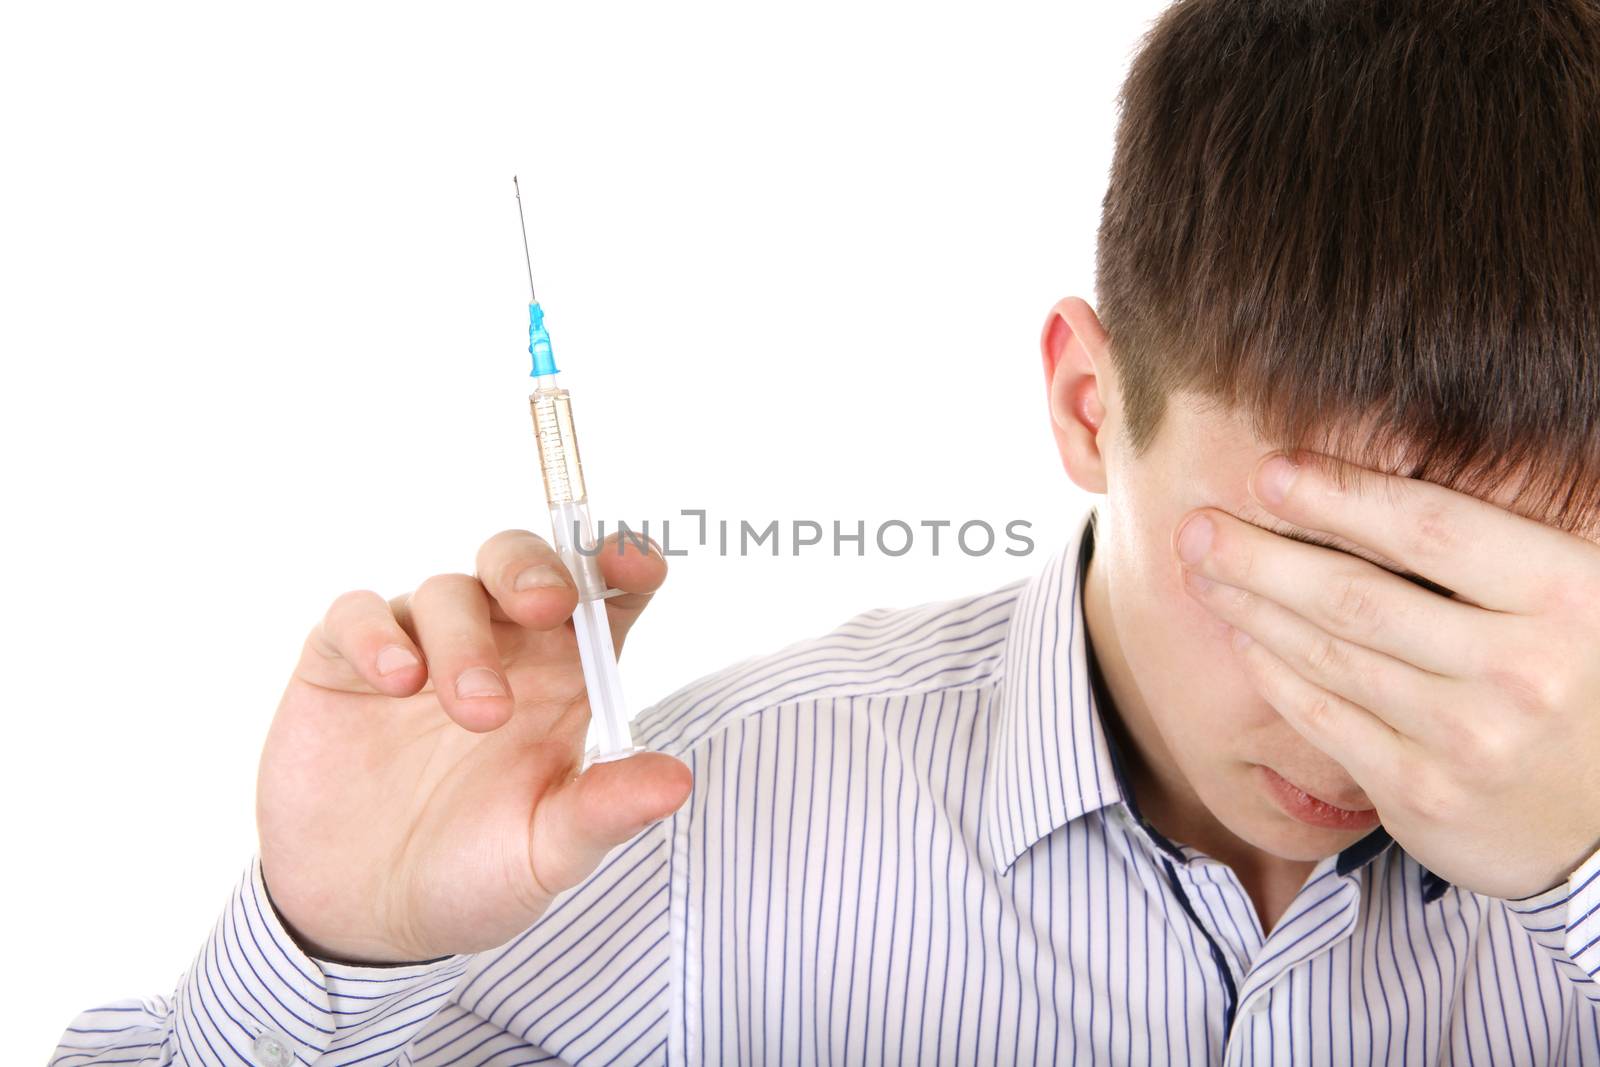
[514,176,642,763]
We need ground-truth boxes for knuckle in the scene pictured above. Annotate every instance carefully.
[1483,652,1567,717]
[1403,763,1458,823]
[1231,541,1260,587]
[482,528,551,560]
[1448,722,1509,770]
[1327,572,1380,631]
[325,587,382,620]
[1524,670,1570,716]
[1547,572,1600,620]
[1581,576,1600,619]
[1303,633,1347,677]
[413,571,476,603]
[484,537,562,591]
[1401,498,1459,564]
[304,618,337,660]
[1219,583,1255,619]
[609,528,657,556]
[1297,692,1337,737]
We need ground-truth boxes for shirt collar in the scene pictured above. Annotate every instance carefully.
[985,502,1122,873]
[986,501,1452,904]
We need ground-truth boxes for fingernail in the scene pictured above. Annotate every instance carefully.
[1256,454,1300,506]
[1177,514,1214,565]
[455,666,508,699]
[1183,569,1213,594]
[376,645,420,676]
[515,565,567,591]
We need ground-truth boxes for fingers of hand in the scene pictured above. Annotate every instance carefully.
[476,529,579,629]
[1228,622,1407,787]
[402,573,515,733]
[1246,450,1566,616]
[527,751,692,902]
[474,528,668,654]
[302,589,425,696]
[1182,567,1446,743]
[1178,507,1484,677]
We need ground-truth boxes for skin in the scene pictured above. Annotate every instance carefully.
[1043,295,1600,934]
[258,532,693,963]
[264,292,1598,962]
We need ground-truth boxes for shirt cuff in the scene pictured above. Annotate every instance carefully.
[1503,843,1600,995]
[172,856,471,1065]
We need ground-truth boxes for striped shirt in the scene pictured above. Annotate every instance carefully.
[55,501,1600,1065]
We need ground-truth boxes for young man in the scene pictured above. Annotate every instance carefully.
[57,0,1600,1063]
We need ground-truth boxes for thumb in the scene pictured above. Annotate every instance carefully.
[528,751,693,899]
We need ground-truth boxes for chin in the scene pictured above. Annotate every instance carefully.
[1249,821,1364,863]
[1232,795,1382,861]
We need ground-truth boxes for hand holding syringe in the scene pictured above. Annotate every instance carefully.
[251,184,689,967]
[515,176,643,763]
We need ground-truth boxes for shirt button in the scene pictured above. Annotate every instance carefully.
[253,1031,295,1067]
[1247,995,1270,1016]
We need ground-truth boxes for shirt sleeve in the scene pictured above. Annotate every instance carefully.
[1503,842,1600,1006]
[50,855,472,1066]
[435,816,676,1065]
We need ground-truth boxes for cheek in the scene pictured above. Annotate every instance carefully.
[1160,584,1278,715]
[1185,591,1239,647]
[1127,521,1242,651]
[1134,512,1236,639]
[1132,590,1246,694]
[1122,532,1287,738]
[1166,571,1238,647]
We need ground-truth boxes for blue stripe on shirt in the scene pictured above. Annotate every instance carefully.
[53,501,1600,1064]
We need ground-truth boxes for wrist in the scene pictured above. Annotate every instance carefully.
[260,862,449,968]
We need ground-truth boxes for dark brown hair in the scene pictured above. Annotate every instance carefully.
[1096,0,1600,533]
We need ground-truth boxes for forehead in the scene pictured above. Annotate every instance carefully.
[1160,392,1456,595]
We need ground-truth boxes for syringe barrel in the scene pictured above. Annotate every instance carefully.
[547,499,609,603]
[530,383,638,762]
[529,384,587,506]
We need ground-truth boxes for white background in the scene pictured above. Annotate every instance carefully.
[1,1,1168,1057]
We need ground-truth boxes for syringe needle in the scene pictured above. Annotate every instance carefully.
[513,175,537,302]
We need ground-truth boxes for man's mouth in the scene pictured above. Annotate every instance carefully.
[1257,766,1380,831]
[1279,775,1373,813]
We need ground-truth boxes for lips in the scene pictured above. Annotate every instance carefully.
[1278,776,1373,813]
[1258,765,1381,831]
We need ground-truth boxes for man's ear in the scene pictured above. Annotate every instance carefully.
[1040,296,1113,494]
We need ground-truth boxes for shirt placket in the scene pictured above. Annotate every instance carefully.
[1156,853,1259,1054]
[1224,860,1363,1063]
[1112,803,1367,1063]
[1108,804,1259,1050]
